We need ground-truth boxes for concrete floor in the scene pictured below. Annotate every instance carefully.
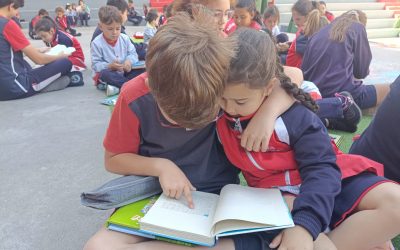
[0,24,399,250]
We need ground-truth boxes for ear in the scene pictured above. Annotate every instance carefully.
[264,78,278,97]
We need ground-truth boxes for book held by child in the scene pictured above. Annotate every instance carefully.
[108,184,294,246]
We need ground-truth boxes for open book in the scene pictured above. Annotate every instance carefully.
[140,184,294,246]
[45,44,76,56]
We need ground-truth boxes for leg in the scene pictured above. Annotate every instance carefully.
[354,84,390,115]
[373,83,391,108]
[29,58,72,92]
[125,69,146,81]
[328,181,400,250]
[283,194,336,250]
[99,69,127,88]
[132,238,234,250]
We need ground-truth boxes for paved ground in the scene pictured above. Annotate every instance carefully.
[0,25,399,250]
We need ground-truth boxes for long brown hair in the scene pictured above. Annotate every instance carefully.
[303,9,329,37]
[146,11,237,129]
[329,10,367,42]
[228,28,318,112]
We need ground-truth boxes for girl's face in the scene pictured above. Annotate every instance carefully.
[292,10,307,30]
[38,28,55,43]
[263,15,278,31]
[220,83,274,117]
[233,7,254,28]
[205,0,231,31]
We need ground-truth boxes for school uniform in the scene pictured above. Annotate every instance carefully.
[286,30,307,68]
[91,33,142,88]
[0,17,71,101]
[103,73,288,249]
[225,20,261,35]
[47,29,86,71]
[350,75,400,183]
[143,23,157,44]
[302,22,375,109]
[216,103,386,239]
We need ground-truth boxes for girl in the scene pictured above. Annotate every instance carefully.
[286,0,323,68]
[0,0,72,101]
[302,10,391,112]
[143,9,159,44]
[35,16,86,72]
[217,27,400,250]
[225,0,262,35]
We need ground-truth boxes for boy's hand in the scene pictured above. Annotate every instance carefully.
[269,226,313,250]
[108,62,124,72]
[239,115,274,152]
[123,60,131,72]
[158,159,196,209]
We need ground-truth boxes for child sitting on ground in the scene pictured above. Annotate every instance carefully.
[91,5,140,92]
[29,9,48,40]
[143,8,159,44]
[55,6,81,37]
[35,16,86,86]
[217,27,400,250]
[225,0,262,35]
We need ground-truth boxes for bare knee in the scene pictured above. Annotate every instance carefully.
[83,227,145,250]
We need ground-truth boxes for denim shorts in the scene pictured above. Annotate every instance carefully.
[353,84,377,109]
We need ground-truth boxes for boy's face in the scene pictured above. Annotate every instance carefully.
[100,21,122,42]
[220,83,273,117]
[37,28,55,43]
[121,10,128,24]
[5,3,20,18]
[56,11,64,18]
[263,16,278,31]
[233,8,254,28]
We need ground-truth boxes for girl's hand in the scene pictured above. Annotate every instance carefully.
[240,113,275,152]
[157,159,196,208]
[270,226,313,250]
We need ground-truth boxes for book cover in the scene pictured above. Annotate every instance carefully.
[46,44,76,56]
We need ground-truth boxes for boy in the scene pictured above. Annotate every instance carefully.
[0,0,73,101]
[55,6,81,37]
[85,11,296,250]
[29,8,48,39]
[91,6,140,90]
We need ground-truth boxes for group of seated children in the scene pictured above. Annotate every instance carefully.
[83,8,400,250]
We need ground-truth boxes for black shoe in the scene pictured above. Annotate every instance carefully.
[336,91,362,126]
[327,118,358,133]
[67,71,84,87]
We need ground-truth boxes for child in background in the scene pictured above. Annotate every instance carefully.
[225,0,262,35]
[143,9,159,44]
[91,6,139,92]
[29,9,48,40]
[35,16,86,76]
[302,10,390,112]
[217,28,400,250]
[71,3,79,26]
[55,6,81,37]
[286,0,321,68]
[127,0,142,25]
[320,1,335,22]
[0,0,72,101]
[65,3,76,27]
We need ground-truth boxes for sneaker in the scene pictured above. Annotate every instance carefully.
[67,71,84,87]
[327,118,358,133]
[106,85,120,97]
[96,82,107,91]
[336,91,362,126]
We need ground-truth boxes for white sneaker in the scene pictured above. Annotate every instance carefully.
[106,85,120,96]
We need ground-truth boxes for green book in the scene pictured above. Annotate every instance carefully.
[106,195,193,247]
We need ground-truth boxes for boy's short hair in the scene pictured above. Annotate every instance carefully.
[38,8,48,16]
[55,6,64,14]
[146,11,237,129]
[145,8,158,22]
[106,0,128,13]
[98,5,123,25]
[0,0,23,8]
[35,16,56,33]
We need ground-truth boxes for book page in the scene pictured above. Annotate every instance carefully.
[46,44,76,56]
[140,191,219,238]
[212,184,293,235]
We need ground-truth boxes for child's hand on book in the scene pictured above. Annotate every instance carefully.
[269,225,313,250]
[157,159,196,209]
